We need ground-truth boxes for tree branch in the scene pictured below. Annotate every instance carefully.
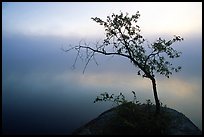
[144,50,159,67]
[76,45,131,59]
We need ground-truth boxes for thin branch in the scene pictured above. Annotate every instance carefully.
[61,45,75,52]
[83,51,94,74]
[93,54,99,66]
[78,45,131,59]
[144,50,159,67]
[72,49,79,69]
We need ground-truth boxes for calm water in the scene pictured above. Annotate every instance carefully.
[2,34,202,134]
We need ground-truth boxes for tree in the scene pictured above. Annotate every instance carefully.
[63,11,183,114]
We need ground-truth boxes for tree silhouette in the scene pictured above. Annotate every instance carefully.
[64,11,183,114]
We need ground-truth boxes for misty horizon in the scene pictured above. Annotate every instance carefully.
[2,2,202,134]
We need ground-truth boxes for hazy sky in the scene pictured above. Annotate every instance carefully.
[2,2,202,134]
[3,2,201,38]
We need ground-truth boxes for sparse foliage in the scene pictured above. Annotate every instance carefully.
[132,91,140,104]
[94,92,127,106]
[94,91,141,106]
[64,11,183,114]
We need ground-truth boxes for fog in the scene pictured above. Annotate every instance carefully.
[2,33,202,134]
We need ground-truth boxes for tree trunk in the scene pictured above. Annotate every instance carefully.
[151,77,160,114]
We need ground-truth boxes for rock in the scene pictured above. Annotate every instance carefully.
[72,102,202,135]
[164,108,202,135]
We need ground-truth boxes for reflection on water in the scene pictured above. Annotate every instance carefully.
[2,34,202,134]
[2,71,202,134]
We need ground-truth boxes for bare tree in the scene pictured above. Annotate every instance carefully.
[63,11,183,114]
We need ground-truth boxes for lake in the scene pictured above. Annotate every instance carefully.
[2,34,202,134]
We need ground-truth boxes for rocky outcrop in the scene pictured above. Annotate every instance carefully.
[163,108,202,135]
[73,102,202,135]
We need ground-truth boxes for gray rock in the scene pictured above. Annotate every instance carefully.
[164,108,202,135]
[73,103,202,135]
